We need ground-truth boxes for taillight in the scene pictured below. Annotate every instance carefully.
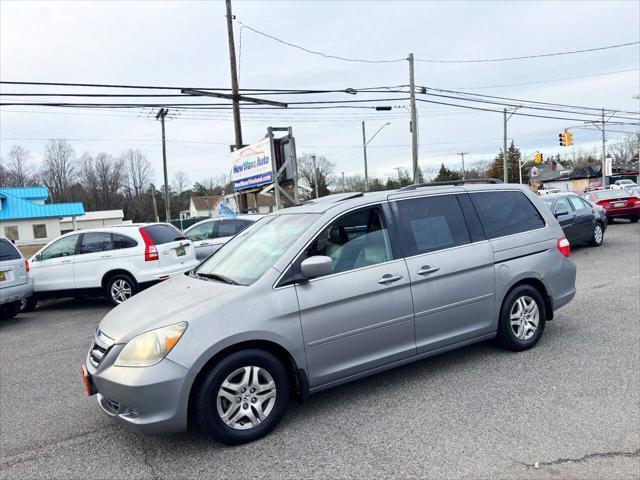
[139,227,158,261]
[25,259,30,273]
[557,238,571,257]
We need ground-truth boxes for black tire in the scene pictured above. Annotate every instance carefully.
[105,273,138,306]
[589,222,605,247]
[607,217,615,224]
[496,285,546,352]
[0,301,22,321]
[193,349,290,445]
[630,217,639,223]
[20,296,38,312]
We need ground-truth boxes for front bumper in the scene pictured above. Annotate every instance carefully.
[85,346,190,435]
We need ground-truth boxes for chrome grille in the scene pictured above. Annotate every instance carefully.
[89,328,115,368]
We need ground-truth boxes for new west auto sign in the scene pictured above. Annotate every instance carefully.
[230,138,274,191]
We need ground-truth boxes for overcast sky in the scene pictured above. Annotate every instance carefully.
[1,0,639,186]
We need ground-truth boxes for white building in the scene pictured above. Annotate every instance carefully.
[60,209,127,234]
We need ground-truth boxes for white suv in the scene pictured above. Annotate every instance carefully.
[27,223,198,308]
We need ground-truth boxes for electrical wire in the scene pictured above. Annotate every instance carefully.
[235,18,639,64]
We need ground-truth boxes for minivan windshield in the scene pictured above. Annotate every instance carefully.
[195,213,319,286]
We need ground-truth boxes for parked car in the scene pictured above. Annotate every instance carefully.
[611,179,638,190]
[184,215,264,261]
[538,188,562,195]
[28,223,199,308]
[627,186,640,199]
[83,184,576,445]
[583,190,640,223]
[539,193,607,247]
[583,181,603,192]
[0,237,34,320]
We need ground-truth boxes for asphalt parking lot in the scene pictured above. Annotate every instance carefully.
[1,221,639,480]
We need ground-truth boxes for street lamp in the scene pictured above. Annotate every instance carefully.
[362,122,391,191]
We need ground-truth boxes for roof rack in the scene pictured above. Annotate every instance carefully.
[302,192,364,204]
[398,178,503,191]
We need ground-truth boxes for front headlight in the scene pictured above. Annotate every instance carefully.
[114,322,187,367]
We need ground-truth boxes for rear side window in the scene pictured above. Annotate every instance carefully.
[216,220,249,238]
[568,196,588,210]
[80,232,113,254]
[112,234,138,249]
[142,224,182,245]
[470,191,545,239]
[391,194,471,256]
[0,238,21,261]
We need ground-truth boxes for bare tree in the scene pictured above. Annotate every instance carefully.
[40,139,76,201]
[0,158,9,186]
[297,153,336,200]
[6,145,33,186]
[609,133,640,164]
[172,170,191,212]
[122,149,153,197]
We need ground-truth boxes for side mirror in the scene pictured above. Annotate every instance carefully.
[33,254,42,262]
[300,256,333,279]
[555,209,570,217]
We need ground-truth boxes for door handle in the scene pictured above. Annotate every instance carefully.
[61,259,72,264]
[378,274,403,284]
[101,254,113,258]
[417,265,440,275]
[199,242,210,246]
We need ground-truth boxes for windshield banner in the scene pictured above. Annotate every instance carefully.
[230,138,274,191]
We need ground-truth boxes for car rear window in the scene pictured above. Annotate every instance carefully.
[0,238,21,261]
[391,194,471,256]
[470,191,546,239]
[591,190,631,200]
[113,233,138,249]
[141,224,183,245]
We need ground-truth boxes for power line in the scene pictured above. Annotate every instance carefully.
[449,67,639,90]
[236,19,639,64]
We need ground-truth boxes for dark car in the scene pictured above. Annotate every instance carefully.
[583,189,640,223]
[540,193,607,247]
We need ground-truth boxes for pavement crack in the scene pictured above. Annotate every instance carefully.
[521,448,640,468]
[139,440,160,480]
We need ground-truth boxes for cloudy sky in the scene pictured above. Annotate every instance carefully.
[1,0,638,186]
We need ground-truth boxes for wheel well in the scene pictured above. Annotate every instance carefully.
[506,278,553,321]
[187,340,306,420]
[101,269,136,289]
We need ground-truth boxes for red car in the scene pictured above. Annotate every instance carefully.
[583,190,640,223]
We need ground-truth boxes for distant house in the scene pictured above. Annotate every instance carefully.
[540,164,603,193]
[226,193,276,214]
[0,186,84,245]
[60,209,127,234]
[189,195,224,218]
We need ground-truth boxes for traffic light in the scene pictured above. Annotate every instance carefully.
[559,130,573,146]
[534,151,543,164]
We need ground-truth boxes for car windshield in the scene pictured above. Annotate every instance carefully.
[591,190,631,200]
[195,213,319,286]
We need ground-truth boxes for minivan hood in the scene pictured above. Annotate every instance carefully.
[98,273,238,343]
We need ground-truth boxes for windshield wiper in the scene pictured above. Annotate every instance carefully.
[195,272,240,285]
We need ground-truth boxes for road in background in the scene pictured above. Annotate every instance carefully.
[1,222,638,479]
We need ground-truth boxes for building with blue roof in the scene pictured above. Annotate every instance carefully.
[0,186,84,245]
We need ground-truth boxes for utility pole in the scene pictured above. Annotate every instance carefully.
[394,166,403,184]
[341,172,345,193]
[150,185,159,223]
[601,108,606,188]
[312,154,319,199]
[408,53,419,184]
[503,108,508,183]
[361,121,369,191]
[156,108,170,222]
[457,152,468,181]
[225,0,248,213]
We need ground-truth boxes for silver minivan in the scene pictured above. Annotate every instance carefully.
[83,183,576,445]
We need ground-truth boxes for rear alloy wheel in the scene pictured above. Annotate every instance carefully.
[106,274,137,306]
[496,285,546,351]
[590,223,604,247]
[194,349,290,445]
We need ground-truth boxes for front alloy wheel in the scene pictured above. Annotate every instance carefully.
[217,366,277,430]
[194,349,290,445]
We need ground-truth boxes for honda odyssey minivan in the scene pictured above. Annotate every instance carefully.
[83,183,576,445]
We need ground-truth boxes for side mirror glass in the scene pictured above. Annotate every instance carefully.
[34,254,42,262]
[300,255,333,279]
[555,209,570,217]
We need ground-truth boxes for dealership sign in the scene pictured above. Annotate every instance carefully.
[230,138,274,191]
